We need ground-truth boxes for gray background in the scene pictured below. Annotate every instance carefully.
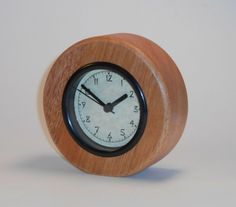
[1,0,235,206]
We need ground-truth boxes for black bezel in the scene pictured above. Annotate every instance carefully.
[62,62,148,157]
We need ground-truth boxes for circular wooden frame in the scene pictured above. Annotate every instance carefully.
[43,33,188,176]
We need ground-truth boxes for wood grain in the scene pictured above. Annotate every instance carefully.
[43,33,188,176]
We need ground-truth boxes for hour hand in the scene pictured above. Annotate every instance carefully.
[110,94,128,108]
[103,94,128,114]
[81,84,105,106]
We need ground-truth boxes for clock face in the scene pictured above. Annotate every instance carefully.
[62,62,147,156]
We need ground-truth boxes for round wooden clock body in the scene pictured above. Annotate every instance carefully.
[43,33,188,176]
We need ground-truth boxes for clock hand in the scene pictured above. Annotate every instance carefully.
[78,88,114,114]
[110,94,128,108]
[103,94,128,113]
[76,89,100,105]
[81,84,106,106]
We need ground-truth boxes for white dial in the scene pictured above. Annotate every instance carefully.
[74,69,140,148]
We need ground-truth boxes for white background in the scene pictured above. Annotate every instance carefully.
[1,0,235,206]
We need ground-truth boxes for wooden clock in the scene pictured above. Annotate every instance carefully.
[43,33,188,176]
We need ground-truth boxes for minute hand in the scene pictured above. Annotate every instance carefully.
[81,84,105,106]
[110,94,128,108]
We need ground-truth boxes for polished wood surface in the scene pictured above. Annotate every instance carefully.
[43,33,188,176]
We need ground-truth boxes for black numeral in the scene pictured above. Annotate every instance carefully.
[120,129,125,138]
[81,102,86,108]
[121,79,123,86]
[107,132,112,141]
[130,120,134,127]
[129,91,134,98]
[134,106,139,113]
[94,77,98,85]
[106,73,112,82]
[94,126,99,135]
[86,115,90,123]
